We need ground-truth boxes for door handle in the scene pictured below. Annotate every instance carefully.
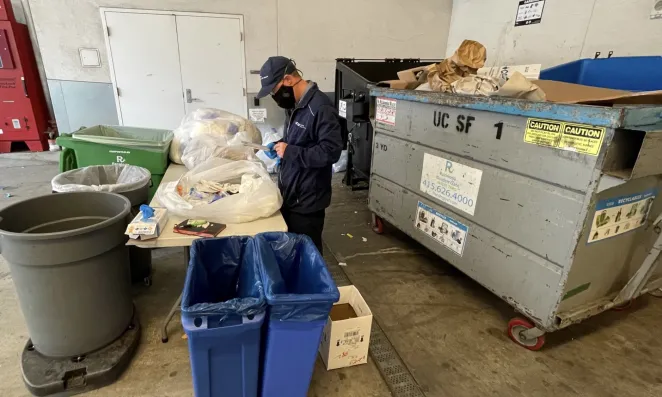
[185,89,202,103]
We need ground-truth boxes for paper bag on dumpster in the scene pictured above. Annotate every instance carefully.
[428,40,487,92]
[452,75,501,96]
[491,72,547,101]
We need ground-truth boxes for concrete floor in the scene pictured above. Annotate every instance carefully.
[1,151,662,397]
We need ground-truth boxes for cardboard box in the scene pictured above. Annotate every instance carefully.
[125,207,168,240]
[397,65,432,83]
[533,80,662,106]
[319,286,373,370]
[478,64,542,80]
[376,80,419,90]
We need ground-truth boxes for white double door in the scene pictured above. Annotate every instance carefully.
[103,9,247,130]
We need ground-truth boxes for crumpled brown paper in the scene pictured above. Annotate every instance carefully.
[452,75,501,96]
[490,71,546,101]
[428,40,487,92]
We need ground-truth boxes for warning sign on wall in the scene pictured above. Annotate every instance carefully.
[523,118,605,156]
[515,0,546,26]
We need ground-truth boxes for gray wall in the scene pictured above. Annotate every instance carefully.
[446,0,662,68]
[22,0,453,132]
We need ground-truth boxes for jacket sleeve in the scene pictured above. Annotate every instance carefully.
[283,105,343,168]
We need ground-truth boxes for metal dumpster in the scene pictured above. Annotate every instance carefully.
[334,59,437,188]
[367,86,662,350]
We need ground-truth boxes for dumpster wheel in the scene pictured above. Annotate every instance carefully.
[507,318,545,351]
[372,213,384,234]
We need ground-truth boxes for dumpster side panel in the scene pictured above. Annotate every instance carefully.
[369,176,563,328]
[632,130,662,180]
[372,133,585,267]
[379,99,608,193]
[558,175,662,315]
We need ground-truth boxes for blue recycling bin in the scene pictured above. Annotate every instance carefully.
[256,232,340,397]
[181,237,266,397]
[540,56,662,92]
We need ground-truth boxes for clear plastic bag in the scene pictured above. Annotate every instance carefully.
[332,150,348,173]
[52,164,151,193]
[170,108,262,164]
[255,124,283,174]
[157,158,283,224]
[181,134,257,170]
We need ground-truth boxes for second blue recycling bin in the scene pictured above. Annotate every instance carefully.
[181,237,266,397]
[256,232,340,397]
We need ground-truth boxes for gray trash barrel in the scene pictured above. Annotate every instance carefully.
[0,192,133,358]
[51,164,152,285]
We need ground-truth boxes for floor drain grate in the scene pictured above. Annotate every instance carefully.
[324,243,426,397]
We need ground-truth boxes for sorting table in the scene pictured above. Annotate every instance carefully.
[127,163,288,342]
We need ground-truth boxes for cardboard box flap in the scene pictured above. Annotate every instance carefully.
[334,285,372,317]
[397,65,433,83]
[533,80,662,106]
[376,80,419,90]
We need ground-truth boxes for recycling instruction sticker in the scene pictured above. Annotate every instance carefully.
[588,188,656,244]
[523,118,605,156]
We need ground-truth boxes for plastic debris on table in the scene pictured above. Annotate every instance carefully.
[346,233,354,239]
[179,179,242,205]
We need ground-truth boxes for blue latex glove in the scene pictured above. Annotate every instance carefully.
[140,204,154,220]
[264,142,278,160]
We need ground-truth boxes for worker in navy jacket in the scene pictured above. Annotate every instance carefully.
[256,56,343,253]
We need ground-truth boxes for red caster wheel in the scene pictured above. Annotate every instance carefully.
[649,288,662,298]
[507,318,545,351]
[371,213,384,234]
[612,300,634,311]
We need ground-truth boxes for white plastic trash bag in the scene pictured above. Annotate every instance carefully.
[181,134,257,170]
[170,108,262,164]
[156,158,283,224]
[52,164,151,193]
[332,150,348,173]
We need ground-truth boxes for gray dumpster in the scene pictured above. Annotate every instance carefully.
[368,86,662,350]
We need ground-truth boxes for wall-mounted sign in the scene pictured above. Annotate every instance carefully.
[515,0,546,26]
[652,0,662,19]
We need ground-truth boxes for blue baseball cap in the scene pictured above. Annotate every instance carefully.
[256,56,297,99]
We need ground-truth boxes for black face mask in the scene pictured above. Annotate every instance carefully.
[272,84,296,109]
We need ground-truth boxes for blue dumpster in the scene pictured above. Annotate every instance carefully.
[256,232,340,397]
[181,237,266,397]
[540,56,662,91]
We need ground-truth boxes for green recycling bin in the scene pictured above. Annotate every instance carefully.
[57,125,173,200]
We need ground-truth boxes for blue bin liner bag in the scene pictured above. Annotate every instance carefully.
[256,232,340,321]
[181,237,266,324]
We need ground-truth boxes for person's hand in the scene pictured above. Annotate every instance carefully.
[274,142,288,158]
[264,142,278,159]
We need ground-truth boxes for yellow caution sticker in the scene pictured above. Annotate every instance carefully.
[524,118,605,156]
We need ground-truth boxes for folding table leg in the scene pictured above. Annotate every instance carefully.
[161,247,190,343]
